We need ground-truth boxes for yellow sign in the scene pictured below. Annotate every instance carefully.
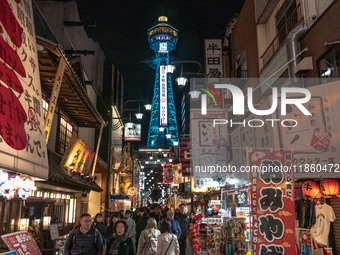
[60,135,95,174]
[173,163,184,184]
[191,177,208,193]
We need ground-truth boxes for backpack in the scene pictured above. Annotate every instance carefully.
[146,231,158,254]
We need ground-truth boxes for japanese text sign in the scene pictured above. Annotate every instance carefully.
[1,231,41,255]
[60,135,95,174]
[0,0,48,179]
[250,150,295,255]
[204,39,223,78]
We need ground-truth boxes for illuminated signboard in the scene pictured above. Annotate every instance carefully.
[160,65,167,126]
[159,42,168,53]
[124,124,141,141]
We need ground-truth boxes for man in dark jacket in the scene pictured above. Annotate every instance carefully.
[175,204,190,255]
[135,209,149,250]
[65,213,103,255]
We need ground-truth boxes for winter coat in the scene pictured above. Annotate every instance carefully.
[125,217,136,239]
[174,213,189,240]
[137,228,161,255]
[136,216,149,249]
[64,225,103,255]
[156,233,179,255]
[106,236,135,255]
[170,219,182,240]
[94,222,107,241]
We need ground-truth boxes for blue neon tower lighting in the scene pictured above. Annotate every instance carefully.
[144,16,179,148]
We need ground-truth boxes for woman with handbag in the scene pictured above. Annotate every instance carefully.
[156,220,180,255]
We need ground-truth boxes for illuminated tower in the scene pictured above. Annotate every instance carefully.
[144,16,179,148]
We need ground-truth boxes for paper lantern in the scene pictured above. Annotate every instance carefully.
[22,177,35,192]
[320,179,339,198]
[0,177,14,193]
[0,170,8,185]
[18,188,30,200]
[3,191,15,200]
[313,190,323,199]
[11,175,23,191]
[302,181,319,197]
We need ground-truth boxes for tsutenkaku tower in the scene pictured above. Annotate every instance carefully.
[144,16,179,148]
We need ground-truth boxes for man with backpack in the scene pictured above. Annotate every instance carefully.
[64,213,103,255]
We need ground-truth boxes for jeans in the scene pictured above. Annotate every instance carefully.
[179,238,186,255]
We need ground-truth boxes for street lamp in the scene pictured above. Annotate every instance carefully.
[189,90,201,100]
[144,104,152,111]
[166,64,176,73]
[176,77,188,87]
[165,134,172,139]
[173,141,179,147]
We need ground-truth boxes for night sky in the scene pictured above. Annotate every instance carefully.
[76,0,245,101]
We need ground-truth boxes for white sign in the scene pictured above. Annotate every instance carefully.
[124,124,141,141]
[160,65,167,126]
[209,200,222,205]
[204,39,223,78]
[49,224,59,241]
[0,0,48,179]
[159,42,168,53]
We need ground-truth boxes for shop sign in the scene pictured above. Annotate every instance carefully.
[179,137,191,176]
[191,109,228,187]
[173,163,183,184]
[163,164,174,184]
[112,105,123,165]
[209,200,222,205]
[1,231,41,255]
[124,123,141,141]
[60,135,95,174]
[204,39,223,78]
[250,150,295,255]
[126,186,138,198]
[159,65,167,126]
[0,0,48,179]
[49,224,59,241]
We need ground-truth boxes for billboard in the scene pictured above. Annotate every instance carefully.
[159,65,167,126]
[0,0,48,179]
[124,123,141,141]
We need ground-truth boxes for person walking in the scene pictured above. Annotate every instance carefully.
[135,209,149,250]
[156,220,179,255]
[166,209,181,240]
[106,220,135,255]
[64,213,103,255]
[174,204,190,255]
[105,213,121,243]
[137,218,160,255]
[124,210,136,246]
[93,213,107,243]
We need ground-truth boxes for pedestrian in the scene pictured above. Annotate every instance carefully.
[174,204,190,255]
[106,220,135,255]
[93,213,107,243]
[137,218,161,255]
[105,213,120,243]
[155,206,162,223]
[156,220,179,255]
[64,213,103,255]
[124,210,136,245]
[135,209,149,250]
[133,208,141,223]
[166,209,181,240]
[149,206,158,221]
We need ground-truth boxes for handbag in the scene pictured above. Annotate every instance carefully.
[163,234,174,255]
[311,237,324,255]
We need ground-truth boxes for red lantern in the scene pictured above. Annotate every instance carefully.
[320,179,339,198]
[313,190,323,199]
[302,181,319,197]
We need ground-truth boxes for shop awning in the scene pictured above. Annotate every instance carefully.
[110,195,130,200]
[37,37,106,128]
[37,150,103,193]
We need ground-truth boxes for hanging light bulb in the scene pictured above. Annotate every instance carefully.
[176,77,188,87]
[135,113,143,120]
[144,104,152,111]
[165,134,172,139]
[173,141,179,147]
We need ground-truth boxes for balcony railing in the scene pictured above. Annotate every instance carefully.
[261,4,303,70]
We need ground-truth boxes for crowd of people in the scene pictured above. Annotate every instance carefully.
[64,204,193,255]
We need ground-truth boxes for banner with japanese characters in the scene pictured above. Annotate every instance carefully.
[60,135,95,174]
[250,150,295,255]
[0,0,48,179]
[163,164,174,184]
[204,39,223,78]
[179,137,191,176]
[173,163,183,184]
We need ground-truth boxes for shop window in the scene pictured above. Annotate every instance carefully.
[56,116,73,155]
[318,46,340,83]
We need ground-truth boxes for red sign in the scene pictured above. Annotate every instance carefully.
[250,150,295,255]
[180,137,191,176]
[163,164,174,184]
[1,231,41,255]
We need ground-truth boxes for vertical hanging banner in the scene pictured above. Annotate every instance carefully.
[204,39,223,78]
[173,163,183,184]
[250,150,295,255]
[159,65,167,126]
[0,0,48,179]
[163,164,174,184]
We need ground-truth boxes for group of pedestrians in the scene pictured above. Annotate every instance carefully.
[63,204,190,255]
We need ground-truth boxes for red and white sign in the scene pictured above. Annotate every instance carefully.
[250,150,295,255]
[124,124,141,141]
[159,65,167,126]
[1,231,41,255]
[163,164,174,184]
[0,0,48,179]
